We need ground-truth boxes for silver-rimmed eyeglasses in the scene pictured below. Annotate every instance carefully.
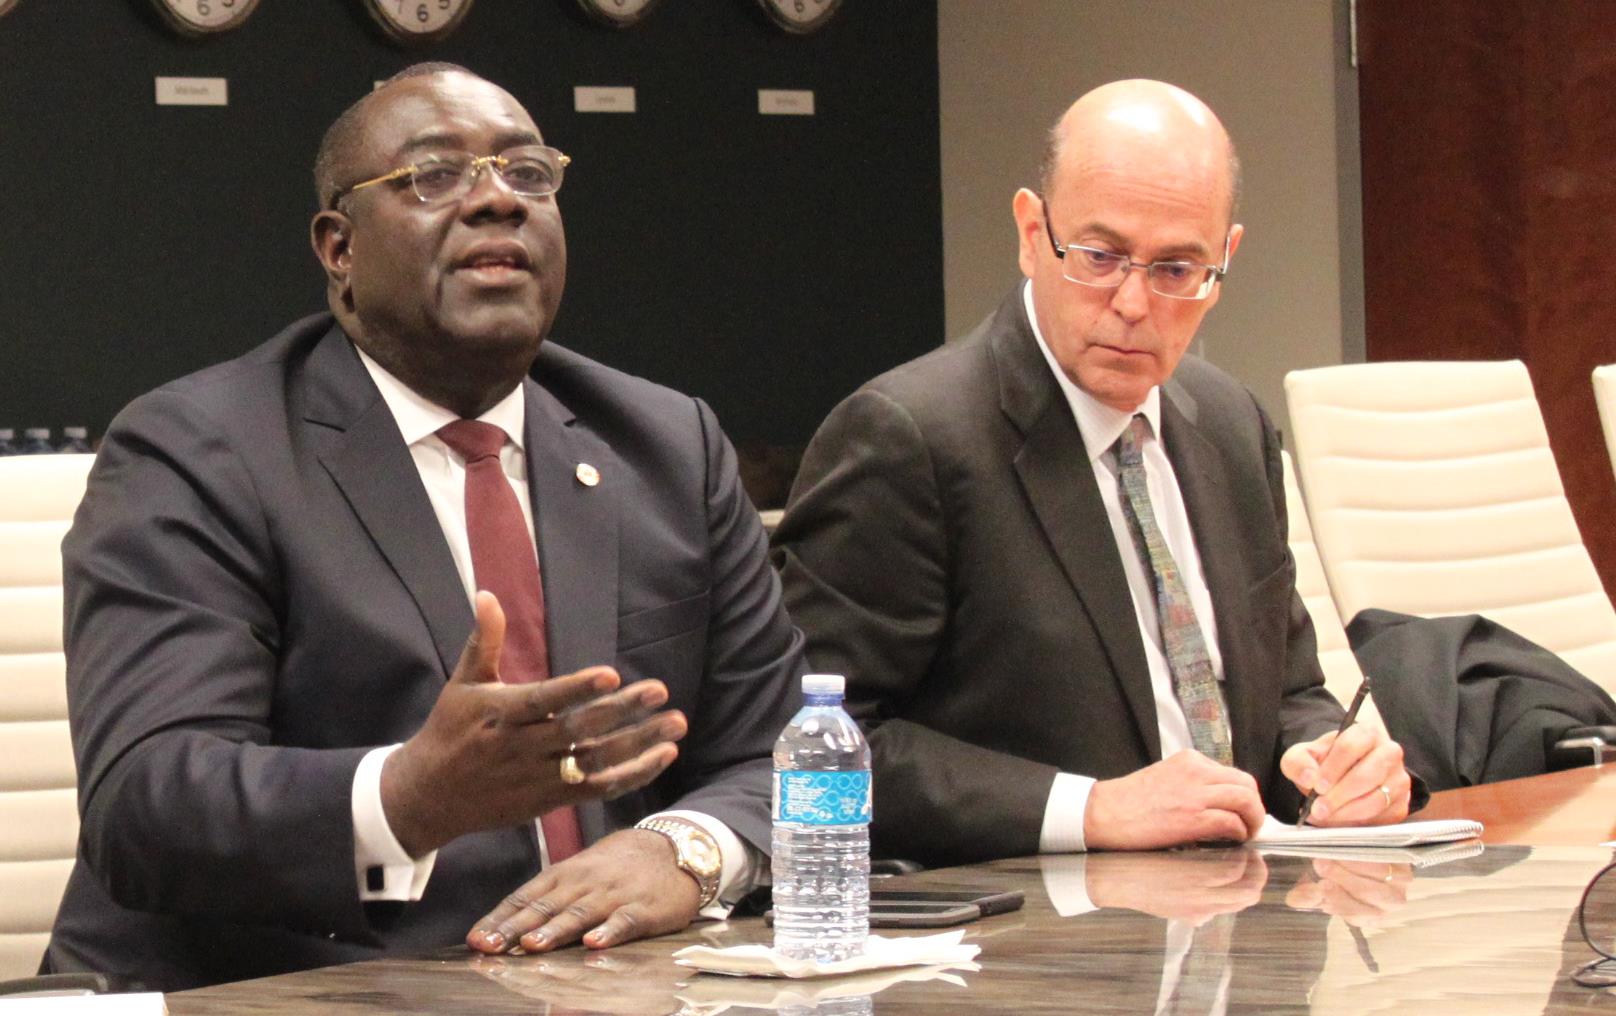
[1042,201,1229,301]
[331,145,571,209]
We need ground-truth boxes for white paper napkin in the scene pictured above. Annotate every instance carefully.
[672,930,980,979]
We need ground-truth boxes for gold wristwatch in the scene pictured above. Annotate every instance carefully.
[636,817,722,908]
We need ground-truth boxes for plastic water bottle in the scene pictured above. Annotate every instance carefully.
[772,673,871,962]
[0,429,17,456]
[18,428,54,454]
[57,427,93,453]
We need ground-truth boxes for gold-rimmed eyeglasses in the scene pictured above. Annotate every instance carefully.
[330,145,571,210]
[1042,201,1229,301]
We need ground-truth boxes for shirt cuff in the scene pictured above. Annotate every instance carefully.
[352,744,438,902]
[656,809,760,921]
[1039,772,1096,854]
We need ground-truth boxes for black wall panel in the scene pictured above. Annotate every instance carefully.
[0,0,941,449]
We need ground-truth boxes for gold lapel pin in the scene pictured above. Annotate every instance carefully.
[575,462,600,487]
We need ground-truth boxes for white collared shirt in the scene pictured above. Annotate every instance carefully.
[1022,282,1226,853]
[347,345,754,915]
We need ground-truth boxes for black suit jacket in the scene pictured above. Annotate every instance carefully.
[772,287,1343,867]
[45,314,803,990]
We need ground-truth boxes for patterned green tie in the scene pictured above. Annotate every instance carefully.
[1115,415,1234,766]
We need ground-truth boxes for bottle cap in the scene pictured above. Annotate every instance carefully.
[25,428,50,439]
[0,429,13,439]
[802,673,845,696]
[64,427,88,439]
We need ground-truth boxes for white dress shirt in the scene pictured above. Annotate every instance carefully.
[1022,282,1227,853]
[348,346,756,915]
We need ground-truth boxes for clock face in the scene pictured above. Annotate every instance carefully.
[757,0,841,34]
[576,0,662,29]
[152,0,261,35]
[364,0,474,44]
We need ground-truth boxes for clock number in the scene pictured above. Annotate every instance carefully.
[197,0,209,14]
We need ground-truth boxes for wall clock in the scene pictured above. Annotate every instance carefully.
[364,0,474,45]
[150,0,261,36]
[575,0,662,29]
[756,0,840,34]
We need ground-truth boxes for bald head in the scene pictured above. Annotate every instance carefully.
[1038,80,1241,228]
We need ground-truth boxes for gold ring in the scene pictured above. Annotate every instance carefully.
[560,744,585,785]
[1379,785,1392,808]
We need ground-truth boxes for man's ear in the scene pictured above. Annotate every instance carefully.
[1012,188,1044,281]
[311,210,355,282]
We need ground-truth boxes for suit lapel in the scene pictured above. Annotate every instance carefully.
[522,374,621,683]
[993,291,1160,758]
[1160,380,1257,770]
[305,324,471,676]
[523,369,621,845]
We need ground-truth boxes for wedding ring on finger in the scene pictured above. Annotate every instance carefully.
[559,744,586,785]
[1379,785,1393,809]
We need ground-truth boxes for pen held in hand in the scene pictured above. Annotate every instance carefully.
[1296,677,1373,827]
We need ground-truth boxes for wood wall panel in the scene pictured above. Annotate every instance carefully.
[1358,0,1616,598]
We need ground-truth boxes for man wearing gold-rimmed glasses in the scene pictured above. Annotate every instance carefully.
[44,62,802,990]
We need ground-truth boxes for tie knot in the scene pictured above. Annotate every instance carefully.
[438,419,507,463]
[1116,414,1152,467]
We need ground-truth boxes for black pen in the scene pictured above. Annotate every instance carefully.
[1296,676,1372,827]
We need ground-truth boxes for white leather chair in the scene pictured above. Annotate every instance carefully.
[1279,451,1382,730]
[1285,360,1616,697]
[1592,364,1616,484]
[0,455,92,979]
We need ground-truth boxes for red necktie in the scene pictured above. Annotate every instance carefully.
[437,419,582,863]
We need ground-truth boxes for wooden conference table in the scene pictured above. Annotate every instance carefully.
[168,768,1616,1015]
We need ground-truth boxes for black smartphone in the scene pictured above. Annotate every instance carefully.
[765,888,1023,929]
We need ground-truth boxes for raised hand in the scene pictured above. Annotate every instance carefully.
[380,591,687,857]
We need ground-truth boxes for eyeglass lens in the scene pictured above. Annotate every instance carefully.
[412,147,565,202]
[1063,247,1212,298]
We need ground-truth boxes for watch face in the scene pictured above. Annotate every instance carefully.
[152,0,261,35]
[364,0,474,44]
[757,0,841,34]
[685,833,721,876]
[576,0,662,28]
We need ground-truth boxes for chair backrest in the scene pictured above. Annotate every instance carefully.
[0,455,92,979]
[1285,360,1616,696]
[1593,364,1616,484]
[1279,450,1381,729]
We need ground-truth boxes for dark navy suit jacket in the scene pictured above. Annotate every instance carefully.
[46,314,803,989]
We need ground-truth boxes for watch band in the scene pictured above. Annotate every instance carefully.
[636,817,722,908]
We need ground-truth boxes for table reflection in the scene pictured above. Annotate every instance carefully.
[469,935,972,1015]
[166,842,1616,1015]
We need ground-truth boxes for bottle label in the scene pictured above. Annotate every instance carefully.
[773,770,871,825]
